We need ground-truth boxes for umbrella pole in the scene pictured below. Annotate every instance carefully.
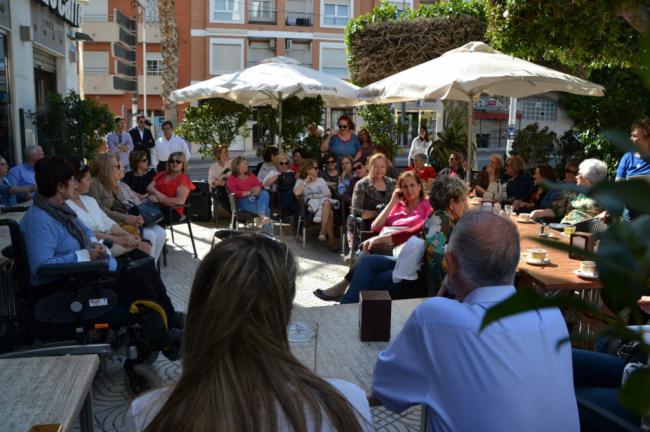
[466,93,473,183]
[278,92,283,152]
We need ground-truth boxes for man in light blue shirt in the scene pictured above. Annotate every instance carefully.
[106,116,133,170]
[6,144,44,202]
[372,210,579,432]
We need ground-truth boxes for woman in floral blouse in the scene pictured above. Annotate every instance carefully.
[530,159,608,225]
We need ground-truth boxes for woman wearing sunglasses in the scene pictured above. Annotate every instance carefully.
[147,152,196,225]
[320,115,361,160]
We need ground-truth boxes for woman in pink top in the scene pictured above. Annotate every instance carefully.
[226,156,272,233]
[314,172,432,302]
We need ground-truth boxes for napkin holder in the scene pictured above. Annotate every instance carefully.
[359,290,391,342]
[569,232,595,260]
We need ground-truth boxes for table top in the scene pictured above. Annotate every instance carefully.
[0,354,99,432]
[513,215,602,291]
[291,298,423,394]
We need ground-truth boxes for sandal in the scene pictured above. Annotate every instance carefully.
[313,289,343,302]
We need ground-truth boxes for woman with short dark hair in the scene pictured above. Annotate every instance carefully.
[513,164,559,212]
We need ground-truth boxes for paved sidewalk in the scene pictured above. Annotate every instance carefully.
[87,218,421,431]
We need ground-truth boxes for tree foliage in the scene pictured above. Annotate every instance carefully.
[484,0,643,72]
[175,99,251,159]
[356,104,405,160]
[428,102,469,170]
[30,91,113,161]
[511,123,557,172]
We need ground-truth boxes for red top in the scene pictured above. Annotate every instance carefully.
[153,172,196,216]
[227,174,264,199]
[406,165,437,182]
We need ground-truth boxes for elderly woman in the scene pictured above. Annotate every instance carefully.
[226,156,272,233]
[0,156,36,206]
[314,172,432,302]
[513,164,559,212]
[147,151,196,225]
[505,155,534,202]
[406,153,436,187]
[294,159,339,250]
[126,233,372,431]
[20,157,182,343]
[122,150,156,196]
[438,151,466,178]
[474,153,506,200]
[67,164,151,258]
[87,153,166,263]
[530,158,608,224]
[320,115,360,160]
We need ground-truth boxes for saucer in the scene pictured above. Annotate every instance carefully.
[517,218,535,224]
[526,257,551,265]
[574,269,598,280]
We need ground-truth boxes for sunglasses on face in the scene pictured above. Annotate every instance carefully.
[168,159,182,164]
[279,161,289,165]
[353,165,364,171]
[338,124,348,129]
[326,160,336,164]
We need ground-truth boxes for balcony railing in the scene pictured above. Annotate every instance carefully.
[248,9,277,24]
[285,11,313,26]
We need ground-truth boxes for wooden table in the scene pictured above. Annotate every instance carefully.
[291,298,424,394]
[0,354,99,432]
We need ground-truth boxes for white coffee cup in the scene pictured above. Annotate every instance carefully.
[518,213,531,222]
[528,248,548,261]
[579,261,597,275]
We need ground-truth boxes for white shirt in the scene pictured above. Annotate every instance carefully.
[151,134,191,167]
[125,378,373,431]
[372,285,580,432]
[208,159,232,186]
[408,137,432,161]
[66,195,116,233]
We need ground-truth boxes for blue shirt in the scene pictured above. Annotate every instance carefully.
[506,172,534,200]
[329,134,360,159]
[0,177,17,207]
[21,204,117,286]
[6,163,35,188]
[616,152,650,179]
[372,285,579,432]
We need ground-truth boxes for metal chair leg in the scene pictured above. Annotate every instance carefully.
[186,217,198,258]
[303,227,306,249]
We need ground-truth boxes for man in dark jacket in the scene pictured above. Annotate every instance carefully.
[129,114,156,163]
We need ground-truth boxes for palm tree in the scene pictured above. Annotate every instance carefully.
[428,101,471,170]
[158,0,178,123]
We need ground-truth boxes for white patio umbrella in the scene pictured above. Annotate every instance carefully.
[357,41,605,180]
[170,56,360,149]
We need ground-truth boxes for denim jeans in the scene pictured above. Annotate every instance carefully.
[340,254,397,304]
[572,349,639,431]
[237,190,270,217]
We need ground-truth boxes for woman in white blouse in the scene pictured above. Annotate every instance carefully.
[66,165,152,257]
[408,126,432,166]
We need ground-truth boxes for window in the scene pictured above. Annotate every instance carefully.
[248,40,275,66]
[146,60,162,75]
[387,0,412,15]
[145,0,160,23]
[322,0,350,27]
[83,52,109,75]
[320,43,347,78]
[83,0,108,22]
[517,97,557,121]
[286,40,311,67]
[210,38,244,75]
[211,0,243,23]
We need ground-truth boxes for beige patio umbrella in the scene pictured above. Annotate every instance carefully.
[170,57,360,150]
[357,41,605,180]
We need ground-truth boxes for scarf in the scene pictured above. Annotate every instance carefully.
[34,193,91,249]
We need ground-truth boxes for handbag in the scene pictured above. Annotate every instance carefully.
[129,199,164,225]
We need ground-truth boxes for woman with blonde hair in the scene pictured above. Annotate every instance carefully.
[87,153,166,262]
[147,151,195,225]
[126,233,372,431]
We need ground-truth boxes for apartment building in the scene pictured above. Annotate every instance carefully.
[81,0,191,122]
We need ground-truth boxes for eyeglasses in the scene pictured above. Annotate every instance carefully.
[279,161,289,165]
[353,165,364,171]
[338,124,348,129]
[565,169,579,175]
[326,160,336,164]
[168,159,182,164]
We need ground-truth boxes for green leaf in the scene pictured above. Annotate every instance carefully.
[480,289,596,330]
[619,368,650,417]
[589,179,650,216]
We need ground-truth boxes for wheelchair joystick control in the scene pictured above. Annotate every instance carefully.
[70,300,84,314]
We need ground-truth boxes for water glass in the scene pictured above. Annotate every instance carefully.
[288,320,319,372]
[504,205,513,216]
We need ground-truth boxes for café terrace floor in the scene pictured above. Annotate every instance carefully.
[86,219,422,431]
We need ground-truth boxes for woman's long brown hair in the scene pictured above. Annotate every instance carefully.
[144,233,365,432]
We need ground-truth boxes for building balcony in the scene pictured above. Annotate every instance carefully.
[285,11,313,26]
[247,9,277,24]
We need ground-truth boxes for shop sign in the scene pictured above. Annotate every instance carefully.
[32,2,65,56]
[34,0,82,27]
[0,0,10,30]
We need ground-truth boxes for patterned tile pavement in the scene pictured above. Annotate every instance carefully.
[85,218,421,431]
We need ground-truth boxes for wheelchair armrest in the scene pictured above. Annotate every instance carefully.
[37,260,110,277]
[0,206,29,213]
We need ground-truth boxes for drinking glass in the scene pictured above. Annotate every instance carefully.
[288,320,319,372]
[563,225,576,236]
